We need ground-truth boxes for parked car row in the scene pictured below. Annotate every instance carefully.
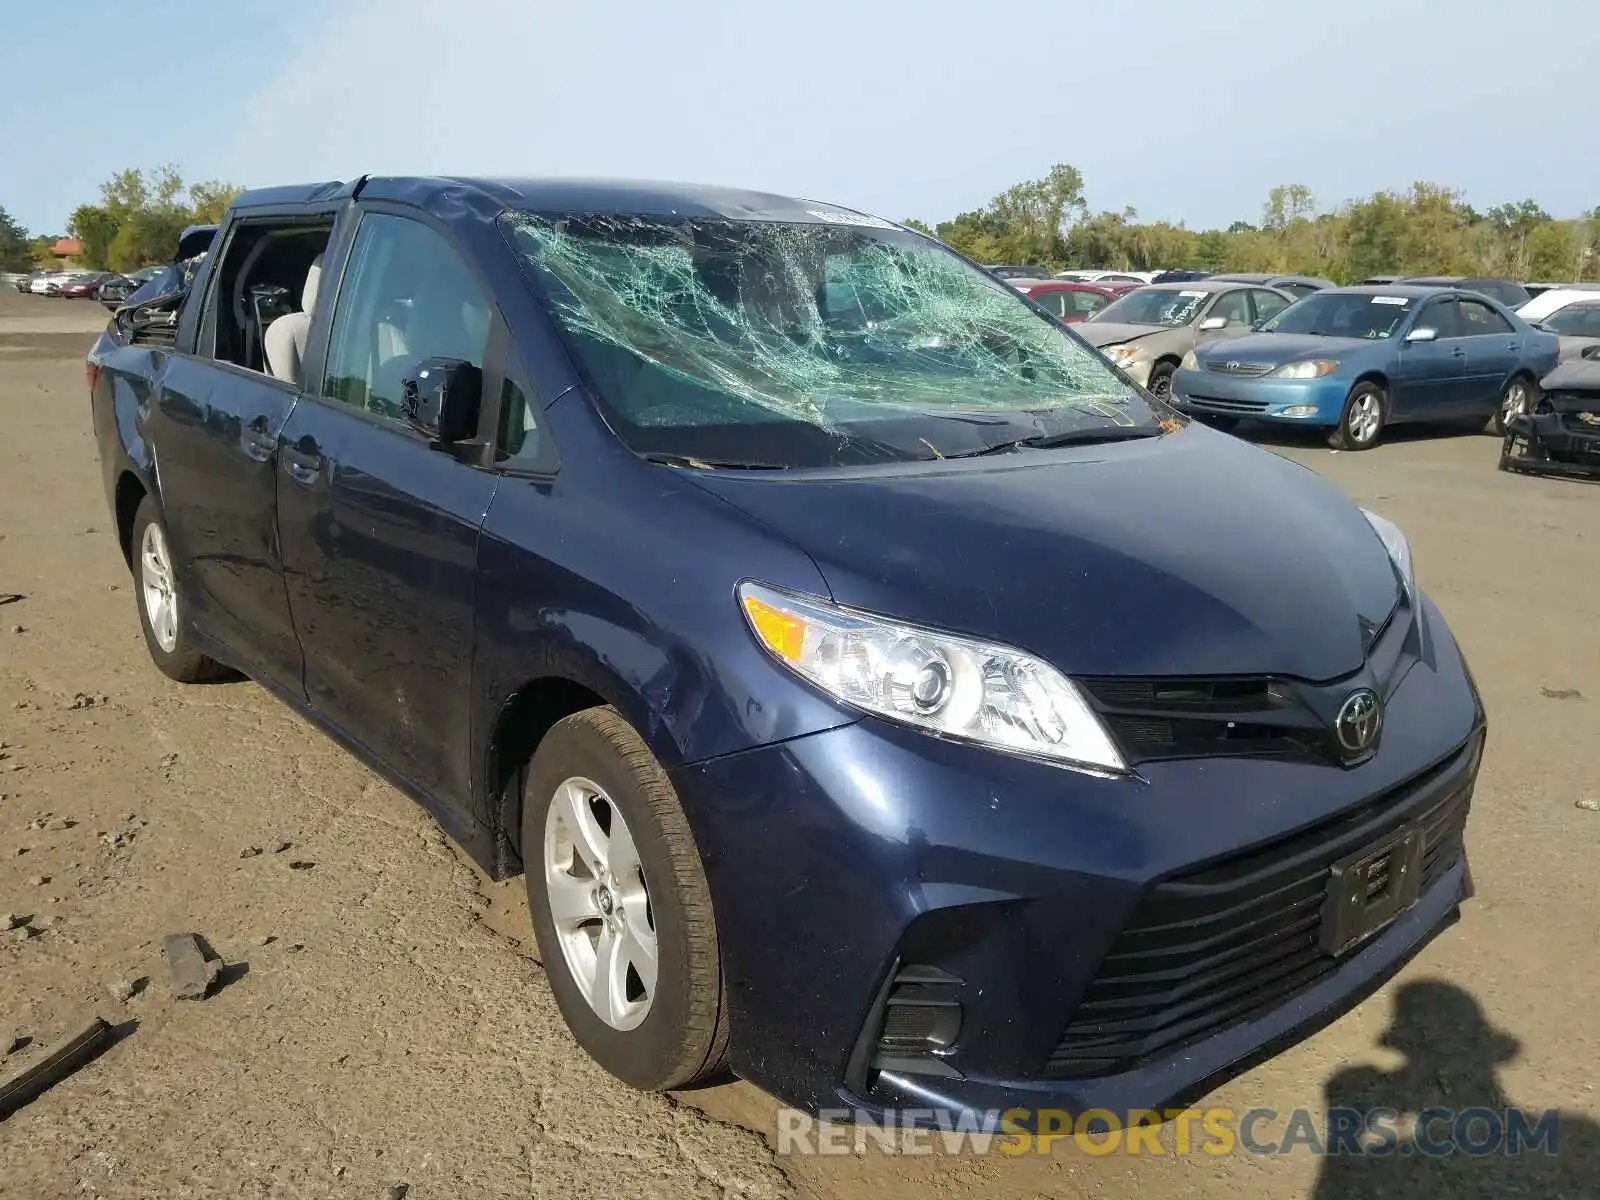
[12,265,167,301]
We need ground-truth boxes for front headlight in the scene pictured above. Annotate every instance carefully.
[1180,350,1198,370]
[738,582,1127,776]
[1272,359,1339,379]
[1102,344,1144,367]
[1361,508,1414,598]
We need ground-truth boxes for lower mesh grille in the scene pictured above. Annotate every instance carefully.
[1044,738,1477,1078]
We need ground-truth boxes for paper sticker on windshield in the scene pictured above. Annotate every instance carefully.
[1371,296,1409,305]
[804,208,897,230]
[1180,290,1207,298]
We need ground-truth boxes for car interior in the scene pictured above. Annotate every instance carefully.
[204,222,334,384]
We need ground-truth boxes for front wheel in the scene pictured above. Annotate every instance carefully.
[1327,382,1386,451]
[1485,375,1536,437]
[1145,361,1176,401]
[522,707,728,1091]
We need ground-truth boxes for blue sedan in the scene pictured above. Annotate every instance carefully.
[1171,286,1559,449]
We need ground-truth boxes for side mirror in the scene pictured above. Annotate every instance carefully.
[1404,327,1437,343]
[1198,316,1227,331]
[402,356,482,445]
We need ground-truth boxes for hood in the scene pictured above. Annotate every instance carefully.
[1075,321,1178,349]
[1195,332,1371,365]
[688,424,1401,681]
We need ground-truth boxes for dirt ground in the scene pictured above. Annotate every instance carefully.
[1,290,1595,1199]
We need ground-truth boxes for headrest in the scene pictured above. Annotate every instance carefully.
[302,254,324,314]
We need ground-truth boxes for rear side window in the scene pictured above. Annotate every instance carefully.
[321,213,492,421]
[1457,297,1513,336]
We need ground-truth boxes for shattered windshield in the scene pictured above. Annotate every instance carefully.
[1090,288,1209,328]
[1262,293,1412,339]
[500,213,1164,467]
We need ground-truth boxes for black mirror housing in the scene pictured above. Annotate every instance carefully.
[402,357,482,445]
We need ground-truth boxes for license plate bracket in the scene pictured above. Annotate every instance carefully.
[1320,823,1424,956]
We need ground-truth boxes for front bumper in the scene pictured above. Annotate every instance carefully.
[671,594,1483,1119]
[1173,367,1349,425]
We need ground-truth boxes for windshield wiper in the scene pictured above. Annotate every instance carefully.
[944,424,1166,459]
[641,452,789,470]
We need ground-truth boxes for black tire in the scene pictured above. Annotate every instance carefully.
[129,497,226,683]
[1327,382,1386,451]
[1145,360,1176,400]
[522,707,728,1091]
[1485,374,1536,437]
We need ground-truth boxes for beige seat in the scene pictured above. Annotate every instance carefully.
[264,255,323,386]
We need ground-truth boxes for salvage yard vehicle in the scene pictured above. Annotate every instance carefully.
[1499,356,1600,481]
[1171,285,1559,450]
[1010,278,1131,323]
[1076,279,1295,399]
[89,176,1485,1121]
[1209,272,1336,299]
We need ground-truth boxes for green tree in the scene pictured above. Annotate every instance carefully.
[0,206,31,271]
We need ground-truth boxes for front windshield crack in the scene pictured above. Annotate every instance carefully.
[502,213,1166,466]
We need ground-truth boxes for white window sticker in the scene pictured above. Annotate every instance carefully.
[1371,296,1408,306]
[804,208,896,230]
[1180,290,1208,298]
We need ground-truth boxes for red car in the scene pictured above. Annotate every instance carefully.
[57,272,116,299]
[1012,279,1137,324]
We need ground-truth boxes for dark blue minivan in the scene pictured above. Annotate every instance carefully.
[88,177,1484,1122]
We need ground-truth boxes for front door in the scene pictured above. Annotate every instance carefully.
[275,210,499,806]
[1393,296,1467,419]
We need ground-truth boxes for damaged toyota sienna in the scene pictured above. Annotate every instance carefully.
[88,177,1484,1122]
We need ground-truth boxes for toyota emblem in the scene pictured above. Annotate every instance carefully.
[1335,689,1383,756]
[1227,361,1241,371]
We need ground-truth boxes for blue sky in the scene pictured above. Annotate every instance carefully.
[5,0,1597,238]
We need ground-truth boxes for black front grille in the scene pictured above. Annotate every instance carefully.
[1079,675,1332,764]
[1205,360,1275,377]
[1042,738,1477,1079]
[1183,394,1271,413]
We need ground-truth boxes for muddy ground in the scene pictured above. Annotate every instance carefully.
[1,290,1595,1198]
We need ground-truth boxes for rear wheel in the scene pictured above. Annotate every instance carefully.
[1486,375,1535,437]
[522,707,728,1091]
[131,497,226,683]
[1327,382,1386,451]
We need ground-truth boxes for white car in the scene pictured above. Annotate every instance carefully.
[1054,268,1156,284]
[1517,286,1600,324]
[29,271,73,295]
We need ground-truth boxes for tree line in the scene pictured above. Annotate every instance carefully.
[0,167,243,274]
[903,165,1600,284]
[7,162,1597,284]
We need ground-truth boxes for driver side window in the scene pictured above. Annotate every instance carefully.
[1208,290,1252,327]
[321,213,491,422]
[1422,299,1464,339]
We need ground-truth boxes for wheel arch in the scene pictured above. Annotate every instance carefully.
[480,657,677,879]
[114,470,150,570]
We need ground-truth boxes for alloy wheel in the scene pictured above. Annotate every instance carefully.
[1349,391,1382,445]
[544,776,658,1032]
[1501,381,1529,426]
[139,522,179,653]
